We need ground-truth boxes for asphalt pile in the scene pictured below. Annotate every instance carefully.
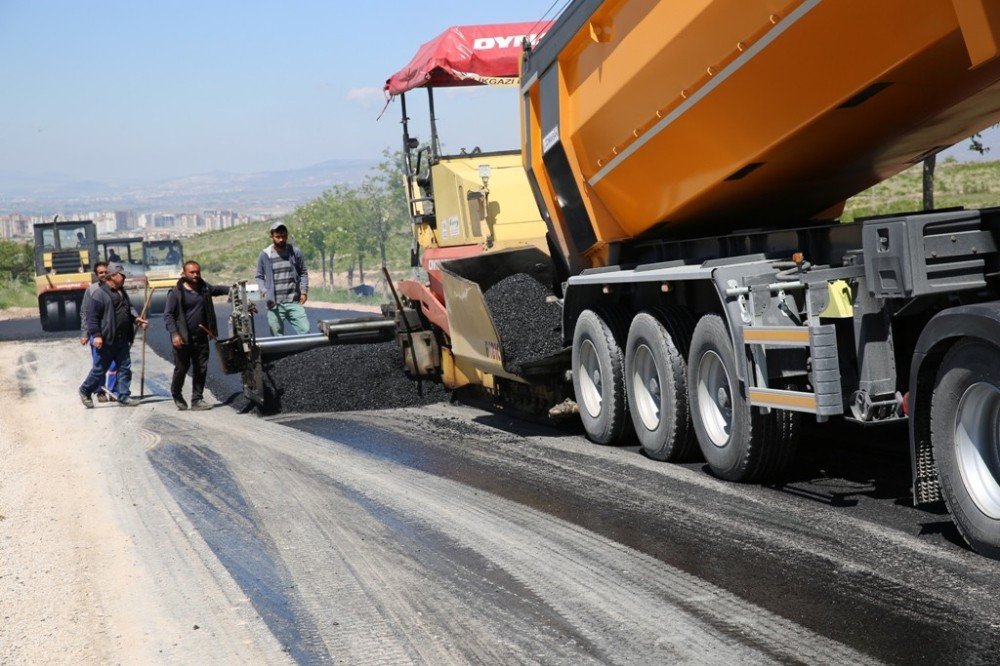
[262,341,449,413]
[483,273,563,375]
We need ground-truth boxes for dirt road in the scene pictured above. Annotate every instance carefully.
[3,323,1000,664]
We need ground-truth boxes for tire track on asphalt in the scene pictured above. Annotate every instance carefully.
[15,350,38,397]
[146,434,331,664]
[289,407,1000,663]
[184,412,880,664]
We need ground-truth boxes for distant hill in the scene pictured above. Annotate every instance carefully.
[0,158,375,215]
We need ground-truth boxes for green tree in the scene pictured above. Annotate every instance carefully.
[283,147,412,290]
[0,240,34,280]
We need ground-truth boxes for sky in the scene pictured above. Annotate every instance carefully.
[0,0,563,182]
[2,1,998,184]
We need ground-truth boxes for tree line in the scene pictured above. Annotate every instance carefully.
[0,240,34,282]
[283,150,412,290]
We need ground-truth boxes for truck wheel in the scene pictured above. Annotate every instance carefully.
[625,310,696,461]
[688,314,797,481]
[931,339,1000,558]
[572,309,632,445]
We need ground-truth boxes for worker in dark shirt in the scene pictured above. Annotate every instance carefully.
[79,262,148,408]
[163,260,229,411]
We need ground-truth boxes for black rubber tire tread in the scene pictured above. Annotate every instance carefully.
[652,304,699,461]
[930,338,1000,559]
[688,314,798,482]
[572,308,633,446]
[625,307,698,461]
[63,299,79,331]
[41,299,61,332]
[594,304,637,447]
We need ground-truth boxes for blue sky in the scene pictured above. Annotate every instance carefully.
[1,1,996,183]
[0,0,560,181]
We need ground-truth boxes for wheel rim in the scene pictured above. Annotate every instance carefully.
[578,339,603,419]
[632,343,661,431]
[696,350,732,447]
[954,381,1000,519]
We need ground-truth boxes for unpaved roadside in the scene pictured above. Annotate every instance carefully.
[0,340,289,664]
[0,306,35,321]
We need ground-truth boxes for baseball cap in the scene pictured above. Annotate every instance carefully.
[269,221,287,233]
[107,262,126,276]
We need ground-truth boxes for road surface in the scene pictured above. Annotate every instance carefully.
[1,309,999,664]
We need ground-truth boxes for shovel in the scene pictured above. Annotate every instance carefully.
[139,285,154,398]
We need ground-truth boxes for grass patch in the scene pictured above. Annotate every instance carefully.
[0,279,37,309]
[843,158,1000,221]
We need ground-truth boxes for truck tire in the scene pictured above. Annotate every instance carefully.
[688,314,797,481]
[572,309,632,446]
[931,339,1000,558]
[625,309,696,461]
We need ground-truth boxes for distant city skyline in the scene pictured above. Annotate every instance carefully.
[0,208,258,242]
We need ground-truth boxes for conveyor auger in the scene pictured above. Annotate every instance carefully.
[217,281,396,407]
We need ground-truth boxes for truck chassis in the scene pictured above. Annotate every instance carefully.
[556,206,999,555]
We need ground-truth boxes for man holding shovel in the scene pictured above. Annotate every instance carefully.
[80,260,117,402]
[163,260,230,411]
[78,262,148,408]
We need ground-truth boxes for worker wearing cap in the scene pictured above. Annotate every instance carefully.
[163,260,230,411]
[78,262,148,408]
[255,221,309,336]
[80,261,118,402]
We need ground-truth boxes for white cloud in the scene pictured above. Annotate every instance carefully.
[345,86,386,107]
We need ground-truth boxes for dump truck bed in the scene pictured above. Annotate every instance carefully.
[522,0,1000,264]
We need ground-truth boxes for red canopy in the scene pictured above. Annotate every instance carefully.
[384,22,551,97]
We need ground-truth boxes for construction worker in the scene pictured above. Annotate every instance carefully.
[79,261,117,402]
[255,221,309,336]
[163,260,229,411]
[78,262,148,408]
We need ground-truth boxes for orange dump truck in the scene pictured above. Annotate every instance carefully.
[375,5,1000,558]
[514,0,1000,557]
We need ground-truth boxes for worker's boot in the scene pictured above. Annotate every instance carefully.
[174,397,189,411]
[190,400,212,411]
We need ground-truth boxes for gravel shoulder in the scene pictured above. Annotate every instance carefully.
[0,339,289,664]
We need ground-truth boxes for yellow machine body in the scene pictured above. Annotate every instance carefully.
[405,149,553,391]
[33,219,98,331]
[415,151,549,251]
